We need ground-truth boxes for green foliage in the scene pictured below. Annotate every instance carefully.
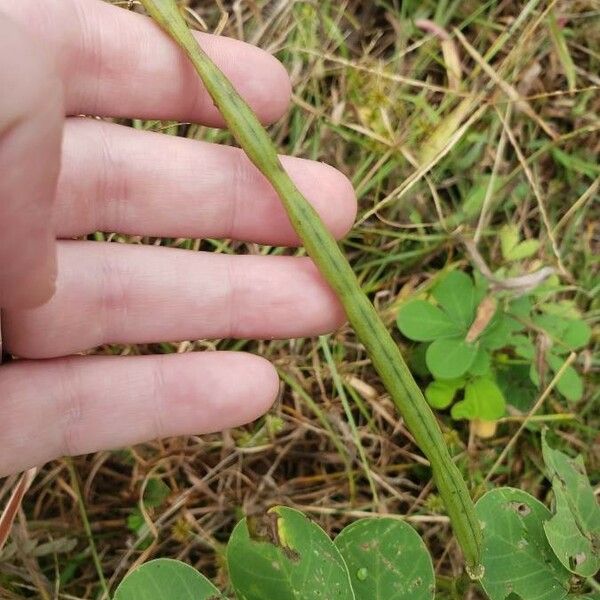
[126,478,171,545]
[431,271,476,329]
[476,432,600,599]
[393,300,462,341]
[476,488,572,600]
[500,225,541,262]
[542,431,600,578]
[113,559,223,600]
[226,510,435,600]
[227,506,354,599]
[425,378,462,409]
[426,336,478,379]
[451,377,505,421]
[114,431,600,599]
[334,518,435,599]
[397,269,591,422]
[496,363,538,412]
[115,511,435,600]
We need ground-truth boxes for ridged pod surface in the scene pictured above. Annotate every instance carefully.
[139,0,482,573]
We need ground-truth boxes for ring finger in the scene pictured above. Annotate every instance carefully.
[2,241,346,359]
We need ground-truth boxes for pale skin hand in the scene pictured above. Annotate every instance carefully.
[0,0,356,476]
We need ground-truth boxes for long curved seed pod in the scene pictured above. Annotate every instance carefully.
[139,0,482,573]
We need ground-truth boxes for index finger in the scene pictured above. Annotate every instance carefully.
[4,0,291,126]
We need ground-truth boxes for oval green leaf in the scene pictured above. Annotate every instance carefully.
[479,315,524,350]
[533,314,592,351]
[334,518,435,600]
[227,506,354,600]
[451,377,505,421]
[500,225,520,260]
[476,487,571,600]
[431,271,476,330]
[426,336,478,379]
[396,300,462,341]
[114,558,223,600]
[547,353,583,402]
[468,348,492,376]
[505,239,541,261]
[425,379,463,409]
[542,432,600,578]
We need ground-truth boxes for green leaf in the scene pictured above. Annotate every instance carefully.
[425,379,464,409]
[508,296,533,318]
[506,239,541,261]
[561,319,592,351]
[500,225,519,260]
[409,342,430,378]
[476,488,572,600]
[551,147,600,178]
[547,11,576,93]
[426,337,478,379]
[396,300,462,341]
[547,353,583,402]
[542,432,600,578]
[511,334,536,360]
[468,348,492,376]
[114,559,223,600]
[227,506,354,600]
[334,518,435,600]
[431,271,476,330]
[539,300,581,320]
[497,364,538,412]
[533,314,592,351]
[126,510,144,534]
[143,478,170,508]
[451,377,505,421]
[455,175,506,223]
[480,315,524,350]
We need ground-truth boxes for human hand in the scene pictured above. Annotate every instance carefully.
[0,0,356,476]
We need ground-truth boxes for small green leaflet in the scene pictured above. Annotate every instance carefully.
[425,379,463,409]
[533,314,591,353]
[500,224,540,261]
[426,336,478,379]
[431,271,476,330]
[396,300,462,341]
[114,559,223,600]
[334,518,435,600]
[547,353,583,402]
[451,377,505,421]
[496,363,537,411]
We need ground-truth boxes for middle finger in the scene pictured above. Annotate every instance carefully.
[56,119,357,246]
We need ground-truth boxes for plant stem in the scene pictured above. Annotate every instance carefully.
[66,458,109,599]
[139,0,482,573]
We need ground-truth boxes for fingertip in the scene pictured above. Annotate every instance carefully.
[224,352,280,421]
[198,32,291,125]
[317,162,358,239]
[281,157,358,241]
[255,52,292,123]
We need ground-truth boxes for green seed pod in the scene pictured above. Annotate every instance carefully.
[139,0,482,573]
